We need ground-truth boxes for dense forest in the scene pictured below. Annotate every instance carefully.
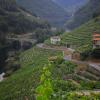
[16,0,69,27]
[0,0,51,72]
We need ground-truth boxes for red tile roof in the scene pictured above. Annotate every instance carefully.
[93,38,100,41]
[93,33,100,41]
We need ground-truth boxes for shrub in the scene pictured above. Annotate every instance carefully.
[80,50,92,60]
[35,66,53,100]
[91,48,100,59]
[48,56,64,65]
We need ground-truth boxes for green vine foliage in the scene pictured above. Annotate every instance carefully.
[35,65,53,100]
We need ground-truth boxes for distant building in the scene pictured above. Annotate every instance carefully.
[93,32,100,48]
[50,36,61,44]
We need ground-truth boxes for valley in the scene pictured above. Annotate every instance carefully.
[16,0,70,27]
[0,0,100,100]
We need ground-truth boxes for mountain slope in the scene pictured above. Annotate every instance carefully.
[66,0,100,29]
[0,0,51,34]
[52,0,87,14]
[0,0,51,72]
[61,16,100,52]
[16,0,69,27]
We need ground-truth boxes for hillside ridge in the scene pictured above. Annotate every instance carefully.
[65,0,100,29]
[16,0,70,27]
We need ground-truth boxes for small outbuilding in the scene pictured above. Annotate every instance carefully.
[50,36,61,45]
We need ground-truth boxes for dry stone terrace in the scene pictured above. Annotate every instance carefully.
[37,43,100,75]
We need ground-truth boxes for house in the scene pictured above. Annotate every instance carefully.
[93,32,100,48]
[50,36,61,44]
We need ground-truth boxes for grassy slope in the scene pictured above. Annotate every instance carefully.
[61,17,100,52]
[0,47,62,100]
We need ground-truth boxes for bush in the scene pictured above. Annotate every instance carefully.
[48,56,64,65]
[12,63,20,72]
[80,50,92,60]
[91,48,100,59]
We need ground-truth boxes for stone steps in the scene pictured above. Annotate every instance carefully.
[87,64,100,77]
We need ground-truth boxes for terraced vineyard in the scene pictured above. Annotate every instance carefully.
[34,57,100,99]
[0,47,100,99]
[71,66,100,90]
[0,47,62,100]
[45,17,100,52]
[61,17,100,52]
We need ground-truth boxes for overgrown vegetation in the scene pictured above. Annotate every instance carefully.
[0,47,100,99]
[35,56,100,100]
[0,47,62,100]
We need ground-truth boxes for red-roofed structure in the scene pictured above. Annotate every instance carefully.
[93,32,100,48]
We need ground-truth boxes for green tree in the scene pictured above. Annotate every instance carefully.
[35,65,53,100]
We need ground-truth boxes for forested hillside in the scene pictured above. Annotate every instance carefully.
[52,0,87,14]
[0,0,51,34]
[66,0,100,29]
[0,0,51,72]
[16,0,69,27]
